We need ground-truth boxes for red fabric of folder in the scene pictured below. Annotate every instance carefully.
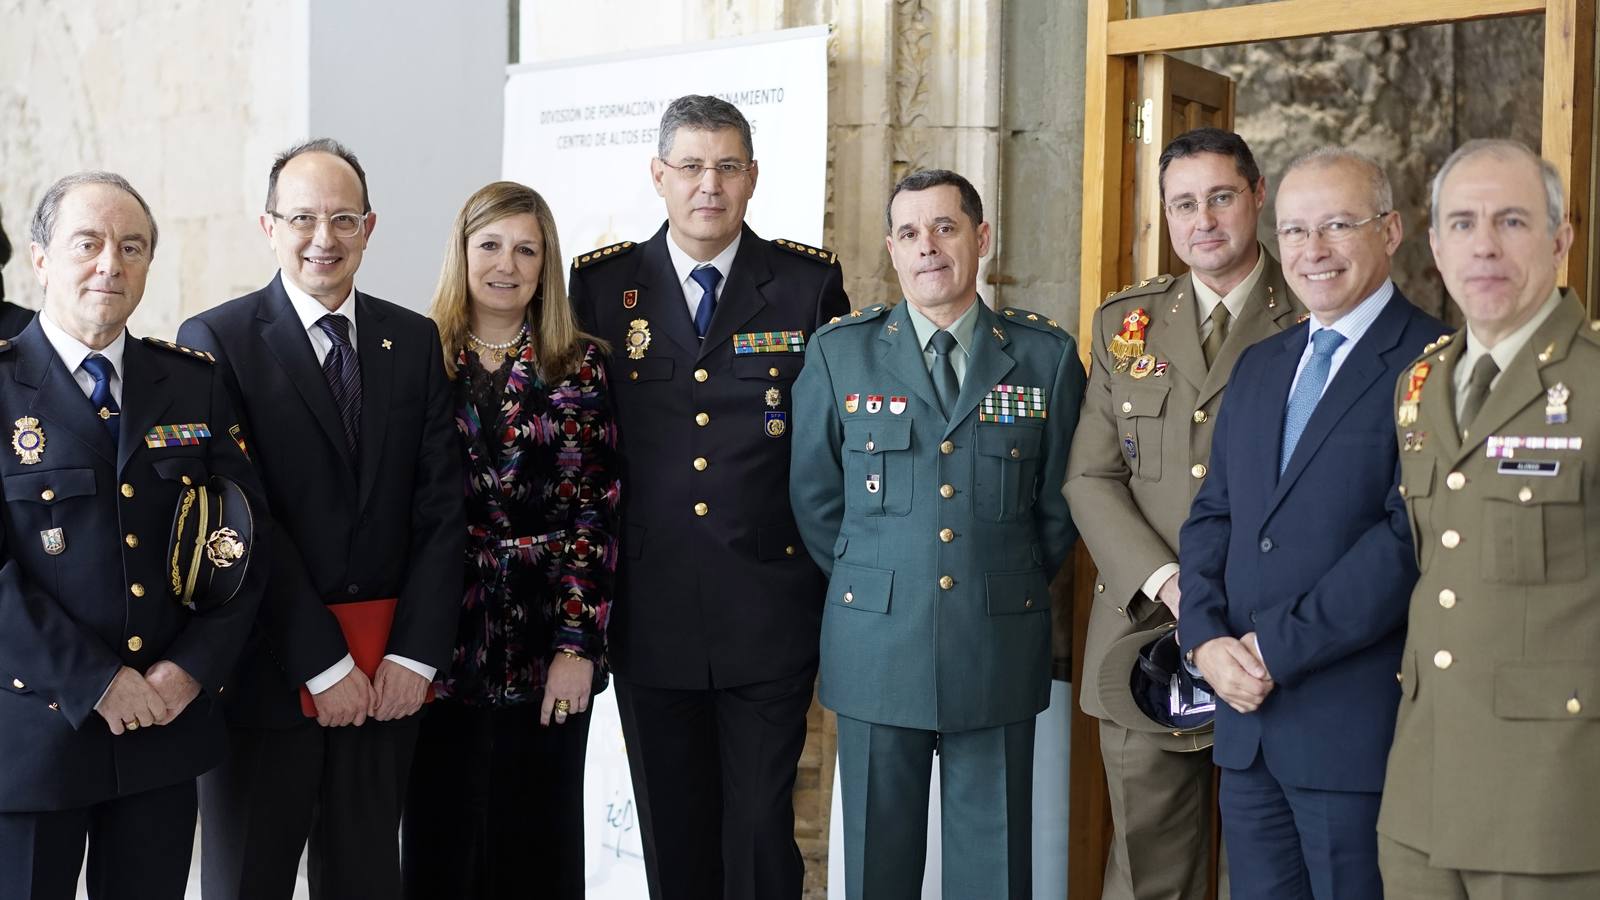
[299,597,435,717]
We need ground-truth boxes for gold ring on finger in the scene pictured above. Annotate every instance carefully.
[554,698,572,712]
[125,721,139,731]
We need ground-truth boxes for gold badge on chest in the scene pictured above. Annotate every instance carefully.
[625,319,652,360]
[11,417,45,465]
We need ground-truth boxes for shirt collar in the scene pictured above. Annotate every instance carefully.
[39,309,127,378]
[666,231,743,289]
[1460,287,1564,375]
[905,296,982,356]
[1190,244,1267,320]
[1307,278,1394,345]
[281,272,357,334]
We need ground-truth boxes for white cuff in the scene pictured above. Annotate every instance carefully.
[1141,563,1181,604]
[382,654,437,683]
[305,655,355,695]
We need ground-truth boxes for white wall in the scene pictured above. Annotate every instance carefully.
[309,0,506,312]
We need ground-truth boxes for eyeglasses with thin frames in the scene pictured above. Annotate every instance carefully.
[268,211,367,238]
[1164,189,1247,220]
[1274,211,1391,247]
[657,159,755,181]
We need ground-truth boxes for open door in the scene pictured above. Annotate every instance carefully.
[1131,54,1237,279]
[1067,49,1236,900]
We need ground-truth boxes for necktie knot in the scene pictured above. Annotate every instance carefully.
[690,266,722,338]
[81,353,115,386]
[690,265,723,294]
[930,329,959,355]
[317,314,352,348]
[1202,302,1233,368]
[1458,354,1500,437]
[1309,328,1346,358]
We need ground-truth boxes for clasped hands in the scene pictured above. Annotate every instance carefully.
[1192,632,1273,714]
[94,660,201,735]
[311,660,432,727]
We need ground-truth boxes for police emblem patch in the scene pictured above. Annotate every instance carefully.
[625,319,652,360]
[765,412,787,437]
[40,527,66,556]
[11,417,45,465]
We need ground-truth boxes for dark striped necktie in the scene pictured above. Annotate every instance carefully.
[316,314,361,455]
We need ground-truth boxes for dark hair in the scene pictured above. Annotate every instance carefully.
[30,171,160,255]
[1158,127,1262,201]
[657,95,754,160]
[885,169,985,232]
[266,138,372,214]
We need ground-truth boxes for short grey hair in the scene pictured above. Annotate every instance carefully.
[1280,147,1394,217]
[656,95,754,160]
[30,171,160,256]
[1429,138,1564,232]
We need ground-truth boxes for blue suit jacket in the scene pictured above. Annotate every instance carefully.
[1177,291,1447,792]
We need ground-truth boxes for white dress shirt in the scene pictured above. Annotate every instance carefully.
[1285,279,1395,403]
[665,231,742,324]
[39,310,127,406]
[278,274,437,692]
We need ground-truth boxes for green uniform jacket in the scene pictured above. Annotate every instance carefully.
[1065,259,1301,742]
[791,300,1084,732]
[1380,290,1600,875]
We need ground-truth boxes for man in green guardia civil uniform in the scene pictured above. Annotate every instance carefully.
[791,169,1084,899]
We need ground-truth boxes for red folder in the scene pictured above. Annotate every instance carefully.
[299,597,435,717]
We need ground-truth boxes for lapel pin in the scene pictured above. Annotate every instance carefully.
[885,321,899,335]
[623,289,638,309]
[382,339,393,350]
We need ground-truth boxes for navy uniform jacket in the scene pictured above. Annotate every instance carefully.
[0,301,33,338]
[178,276,465,727]
[791,300,1084,732]
[569,224,849,690]
[0,319,267,811]
[1178,292,1447,792]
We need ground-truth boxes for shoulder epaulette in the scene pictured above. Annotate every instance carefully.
[815,303,889,335]
[773,238,839,265]
[1000,307,1068,336]
[572,241,637,269]
[1421,331,1456,355]
[1579,319,1600,345]
[142,337,214,363]
[1102,274,1177,305]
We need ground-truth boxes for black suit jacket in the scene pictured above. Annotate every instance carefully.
[178,275,464,728]
[0,320,267,810]
[0,301,34,338]
[1179,290,1448,792]
[569,224,850,689]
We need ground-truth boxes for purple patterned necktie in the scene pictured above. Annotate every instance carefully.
[316,314,361,455]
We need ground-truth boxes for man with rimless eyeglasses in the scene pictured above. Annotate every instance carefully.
[1066,127,1305,900]
[568,95,849,900]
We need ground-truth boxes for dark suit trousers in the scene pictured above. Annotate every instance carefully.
[0,780,196,900]
[401,697,592,900]
[614,667,815,900]
[199,718,421,900]
[1220,750,1381,900]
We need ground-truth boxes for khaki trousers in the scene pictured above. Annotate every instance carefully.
[1380,835,1600,900]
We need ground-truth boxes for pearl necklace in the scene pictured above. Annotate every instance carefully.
[468,323,528,361]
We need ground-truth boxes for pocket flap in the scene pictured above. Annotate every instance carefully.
[976,424,1043,459]
[1493,661,1600,719]
[152,457,208,485]
[1399,456,1435,500]
[733,355,803,381]
[829,561,893,614]
[1479,459,1583,505]
[621,357,674,383]
[842,419,911,455]
[986,568,1051,615]
[3,468,97,504]
[1111,384,1169,419]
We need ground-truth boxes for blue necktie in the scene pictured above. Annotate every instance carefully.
[81,354,120,447]
[1279,329,1346,474]
[690,266,722,338]
[316,314,362,456]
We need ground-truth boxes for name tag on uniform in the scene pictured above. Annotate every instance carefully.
[1497,460,1559,477]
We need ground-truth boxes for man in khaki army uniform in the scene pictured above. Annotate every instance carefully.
[1379,139,1600,899]
[1065,128,1304,900]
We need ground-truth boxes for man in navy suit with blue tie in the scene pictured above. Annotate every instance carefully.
[1178,148,1448,899]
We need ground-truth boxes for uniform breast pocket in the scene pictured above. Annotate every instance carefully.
[1111,383,1169,482]
[1481,459,1586,585]
[973,425,1045,522]
[842,419,913,517]
[732,355,803,384]
[3,467,97,533]
[152,456,210,488]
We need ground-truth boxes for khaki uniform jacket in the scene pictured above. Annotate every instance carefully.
[1066,254,1302,745]
[1380,290,1600,875]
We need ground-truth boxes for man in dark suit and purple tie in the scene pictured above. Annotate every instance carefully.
[1178,148,1448,899]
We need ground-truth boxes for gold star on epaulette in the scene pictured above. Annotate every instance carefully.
[850,310,863,318]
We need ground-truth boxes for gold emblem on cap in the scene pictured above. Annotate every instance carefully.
[625,319,652,360]
[11,417,45,465]
[206,527,247,568]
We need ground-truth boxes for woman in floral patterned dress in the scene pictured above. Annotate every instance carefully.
[402,181,620,899]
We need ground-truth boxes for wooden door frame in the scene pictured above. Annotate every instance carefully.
[1070,2,1595,898]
